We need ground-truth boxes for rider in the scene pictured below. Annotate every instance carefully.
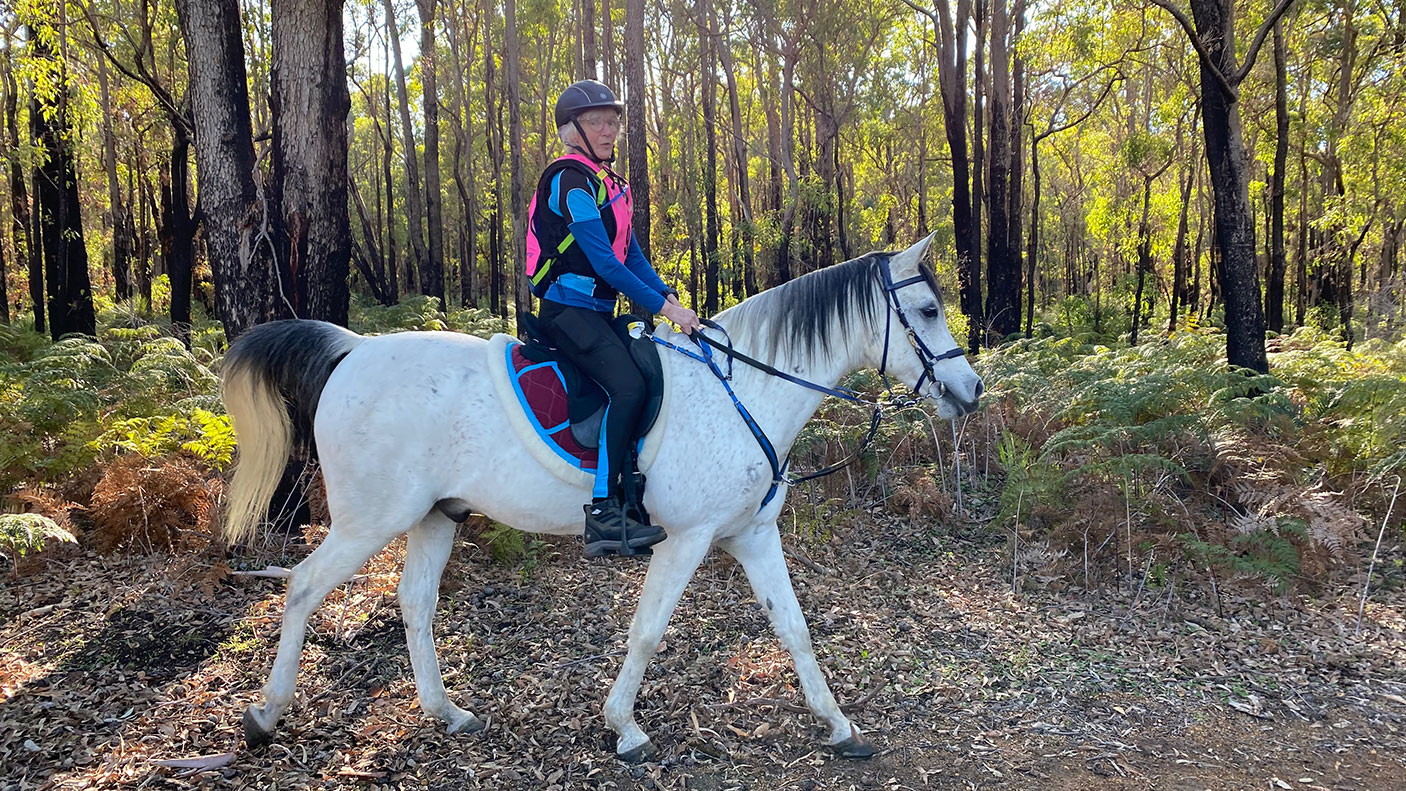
[527,79,701,557]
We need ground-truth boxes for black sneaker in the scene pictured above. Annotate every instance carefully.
[584,496,666,557]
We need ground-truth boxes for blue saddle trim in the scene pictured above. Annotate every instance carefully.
[505,342,598,473]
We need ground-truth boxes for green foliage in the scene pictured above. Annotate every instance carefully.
[349,295,512,338]
[1181,521,1305,594]
[0,320,226,490]
[480,521,552,575]
[0,513,76,568]
[979,325,1399,589]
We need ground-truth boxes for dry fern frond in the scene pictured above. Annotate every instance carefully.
[88,453,224,553]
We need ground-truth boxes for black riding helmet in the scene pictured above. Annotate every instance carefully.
[556,80,625,163]
[554,79,625,127]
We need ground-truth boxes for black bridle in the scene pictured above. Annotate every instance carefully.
[646,255,968,511]
[876,259,967,404]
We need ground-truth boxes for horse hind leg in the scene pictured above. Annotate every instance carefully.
[242,522,393,748]
[719,526,875,758]
[399,512,484,734]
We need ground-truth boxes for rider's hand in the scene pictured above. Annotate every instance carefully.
[660,301,702,334]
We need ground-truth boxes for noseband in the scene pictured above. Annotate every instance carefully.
[876,258,967,402]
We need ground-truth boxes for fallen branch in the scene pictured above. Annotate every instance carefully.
[1356,475,1401,638]
[552,650,625,669]
[151,753,236,771]
[783,547,834,577]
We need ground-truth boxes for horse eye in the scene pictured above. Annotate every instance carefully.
[920,306,940,319]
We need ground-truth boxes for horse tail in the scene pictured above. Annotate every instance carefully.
[221,319,364,546]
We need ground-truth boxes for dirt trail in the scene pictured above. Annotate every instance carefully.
[2,518,1403,790]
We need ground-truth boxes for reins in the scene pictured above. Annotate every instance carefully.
[642,257,967,512]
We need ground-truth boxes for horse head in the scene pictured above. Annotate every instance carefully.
[876,233,984,419]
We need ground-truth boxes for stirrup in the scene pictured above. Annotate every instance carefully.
[583,499,666,558]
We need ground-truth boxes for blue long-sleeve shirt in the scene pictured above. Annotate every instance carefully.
[540,168,670,314]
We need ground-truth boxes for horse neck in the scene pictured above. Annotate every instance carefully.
[717,285,880,456]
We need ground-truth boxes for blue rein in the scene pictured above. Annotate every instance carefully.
[644,258,967,512]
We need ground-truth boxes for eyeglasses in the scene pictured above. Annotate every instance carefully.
[578,114,621,131]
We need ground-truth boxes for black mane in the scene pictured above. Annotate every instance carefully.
[718,252,887,363]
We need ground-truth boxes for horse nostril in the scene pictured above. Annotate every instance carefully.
[974,379,985,400]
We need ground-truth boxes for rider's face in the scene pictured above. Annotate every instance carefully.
[577,110,621,158]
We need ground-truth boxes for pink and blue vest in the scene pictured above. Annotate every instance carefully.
[525,153,633,302]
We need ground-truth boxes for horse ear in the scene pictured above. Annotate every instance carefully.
[889,231,939,278]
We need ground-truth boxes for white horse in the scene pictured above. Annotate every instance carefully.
[221,233,982,761]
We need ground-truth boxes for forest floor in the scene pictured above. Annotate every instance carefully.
[2,512,1405,791]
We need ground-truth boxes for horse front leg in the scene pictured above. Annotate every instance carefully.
[400,513,485,734]
[603,532,712,762]
[719,525,875,758]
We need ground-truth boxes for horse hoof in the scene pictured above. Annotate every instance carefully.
[242,709,274,750]
[830,734,876,759]
[617,739,658,763]
[448,714,486,735]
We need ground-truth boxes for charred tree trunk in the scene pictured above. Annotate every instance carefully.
[3,45,37,329]
[162,135,196,343]
[176,0,281,340]
[911,0,981,352]
[1007,3,1026,335]
[505,0,530,326]
[30,25,95,339]
[626,0,651,258]
[417,0,445,307]
[1266,19,1288,332]
[700,0,721,313]
[1154,0,1293,372]
[96,53,131,302]
[270,0,352,325]
[484,17,503,318]
[984,0,1017,339]
[385,0,426,294]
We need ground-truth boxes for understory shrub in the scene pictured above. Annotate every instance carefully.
[975,326,1403,589]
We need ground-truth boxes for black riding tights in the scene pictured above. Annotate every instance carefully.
[537,301,645,500]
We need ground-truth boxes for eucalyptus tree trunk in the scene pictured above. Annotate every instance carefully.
[176,0,281,340]
[417,0,445,307]
[625,0,651,258]
[270,0,351,325]
[96,54,131,302]
[584,0,598,77]
[1266,19,1289,332]
[971,0,987,322]
[384,0,426,294]
[906,0,982,352]
[699,0,721,313]
[1153,0,1295,372]
[161,137,195,343]
[984,0,1016,338]
[1007,1,1026,333]
[443,1,477,307]
[30,25,95,339]
[3,46,37,329]
[1131,173,1155,345]
[1169,136,1196,335]
[505,0,530,326]
[601,0,615,87]
[718,4,756,296]
[484,16,503,318]
[381,28,399,303]
[1294,60,1310,326]
[1025,133,1039,336]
